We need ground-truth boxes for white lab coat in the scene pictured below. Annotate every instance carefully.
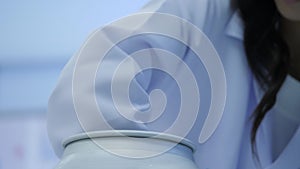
[47,0,300,168]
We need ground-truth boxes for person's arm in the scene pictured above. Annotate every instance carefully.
[47,0,210,157]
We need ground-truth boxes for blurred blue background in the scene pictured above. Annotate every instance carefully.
[0,1,149,168]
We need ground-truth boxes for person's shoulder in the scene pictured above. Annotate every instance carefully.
[141,0,235,28]
[159,0,234,14]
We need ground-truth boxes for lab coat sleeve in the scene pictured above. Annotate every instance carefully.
[47,0,210,157]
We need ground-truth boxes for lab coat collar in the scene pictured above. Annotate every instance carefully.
[225,10,244,40]
[265,127,300,169]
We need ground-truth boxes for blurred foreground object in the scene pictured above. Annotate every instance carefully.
[54,130,199,169]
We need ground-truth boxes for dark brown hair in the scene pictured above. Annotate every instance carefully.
[237,0,290,158]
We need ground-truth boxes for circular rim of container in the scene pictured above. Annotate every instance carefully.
[62,130,196,152]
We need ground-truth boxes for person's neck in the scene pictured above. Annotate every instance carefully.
[281,18,300,81]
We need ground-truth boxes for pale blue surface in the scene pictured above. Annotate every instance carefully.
[0,0,149,113]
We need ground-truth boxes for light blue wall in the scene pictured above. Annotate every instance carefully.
[0,0,149,114]
[0,1,149,169]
